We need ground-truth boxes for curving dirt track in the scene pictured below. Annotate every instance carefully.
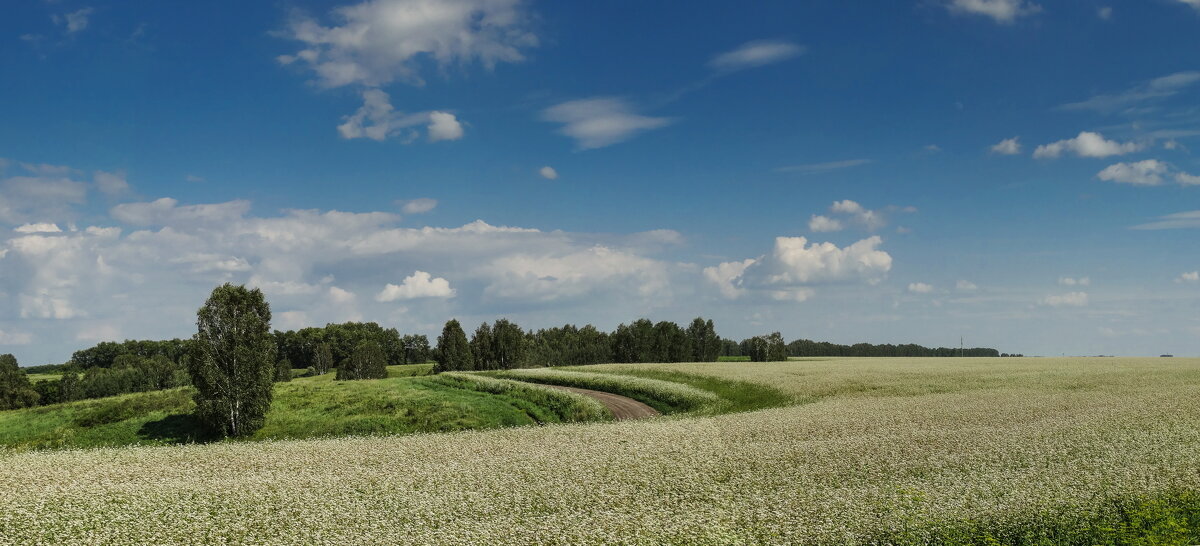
[542,385,660,420]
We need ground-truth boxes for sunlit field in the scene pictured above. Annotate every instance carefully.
[2,357,1199,544]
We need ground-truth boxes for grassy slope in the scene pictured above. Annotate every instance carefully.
[0,365,594,450]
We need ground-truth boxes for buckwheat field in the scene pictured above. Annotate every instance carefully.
[3,357,1199,545]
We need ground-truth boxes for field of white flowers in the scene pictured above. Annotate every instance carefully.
[2,357,1198,544]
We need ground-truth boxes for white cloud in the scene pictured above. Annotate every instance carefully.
[56,8,94,34]
[400,198,438,214]
[328,286,356,305]
[1040,291,1088,307]
[1131,210,1200,230]
[277,0,537,89]
[75,323,121,342]
[1176,171,1200,186]
[14,223,62,234]
[822,199,886,231]
[908,282,934,294]
[1178,0,1200,10]
[945,0,1042,23]
[427,111,464,142]
[1061,71,1200,113]
[538,166,558,180]
[93,171,129,195]
[0,329,33,346]
[1097,160,1169,186]
[110,197,251,227]
[775,159,872,174]
[0,166,89,224]
[1033,131,1143,159]
[376,271,456,301]
[705,236,892,300]
[541,97,672,150]
[990,137,1021,155]
[1097,160,1200,187]
[483,246,668,302]
[337,89,461,142]
[1059,276,1090,287]
[709,40,805,72]
[956,280,978,291]
[1097,6,1112,19]
[808,215,843,233]
[186,174,206,183]
[1177,271,1199,283]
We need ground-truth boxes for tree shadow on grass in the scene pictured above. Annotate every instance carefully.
[137,413,218,445]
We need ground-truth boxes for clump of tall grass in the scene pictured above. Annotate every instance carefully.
[491,368,721,413]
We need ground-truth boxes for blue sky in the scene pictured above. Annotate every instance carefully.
[2,0,1199,364]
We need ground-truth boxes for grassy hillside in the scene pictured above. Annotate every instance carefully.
[2,357,1199,544]
[0,365,606,450]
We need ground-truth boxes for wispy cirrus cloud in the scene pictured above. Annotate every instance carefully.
[1130,210,1200,230]
[1060,71,1200,114]
[944,0,1042,24]
[709,40,805,72]
[775,159,872,174]
[541,97,672,150]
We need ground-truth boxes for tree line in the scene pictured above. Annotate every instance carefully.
[783,339,1004,358]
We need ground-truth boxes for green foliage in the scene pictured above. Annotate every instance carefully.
[687,318,721,362]
[523,324,612,367]
[70,339,191,369]
[0,354,39,410]
[740,332,789,362]
[787,338,1001,357]
[400,334,431,364]
[470,321,495,370]
[435,373,612,423]
[433,319,472,372]
[312,343,334,375]
[275,359,293,383]
[188,283,277,437]
[335,340,388,380]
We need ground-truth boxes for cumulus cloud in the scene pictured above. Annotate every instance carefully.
[705,236,892,301]
[277,0,537,89]
[541,97,672,150]
[1097,160,1169,186]
[399,198,438,214]
[990,137,1021,155]
[709,40,805,72]
[427,111,464,142]
[1059,276,1090,287]
[908,282,934,294]
[1061,71,1200,113]
[337,89,463,142]
[956,280,978,291]
[1177,271,1199,283]
[483,246,668,302]
[14,223,63,234]
[822,200,886,231]
[1097,160,1200,187]
[0,165,89,224]
[808,215,843,233]
[376,271,455,301]
[1033,131,1143,159]
[1040,291,1088,307]
[945,0,1042,23]
[539,166,558,180]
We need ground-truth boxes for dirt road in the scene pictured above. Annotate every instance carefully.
[543,385,660,420]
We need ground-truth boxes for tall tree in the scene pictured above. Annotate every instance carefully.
[401,334,431,364]
[492,319,526,370]
[187,284,277,437]
[336,340,388,380]
[312,343,334,375]
[470,322,495,370]
[434,319,472,373]
[0,354,39,410]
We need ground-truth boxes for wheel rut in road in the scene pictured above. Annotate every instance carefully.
[541,385,660,420]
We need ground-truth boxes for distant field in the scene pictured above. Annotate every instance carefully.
[24,373,60,383]
[2,357,1200,544]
